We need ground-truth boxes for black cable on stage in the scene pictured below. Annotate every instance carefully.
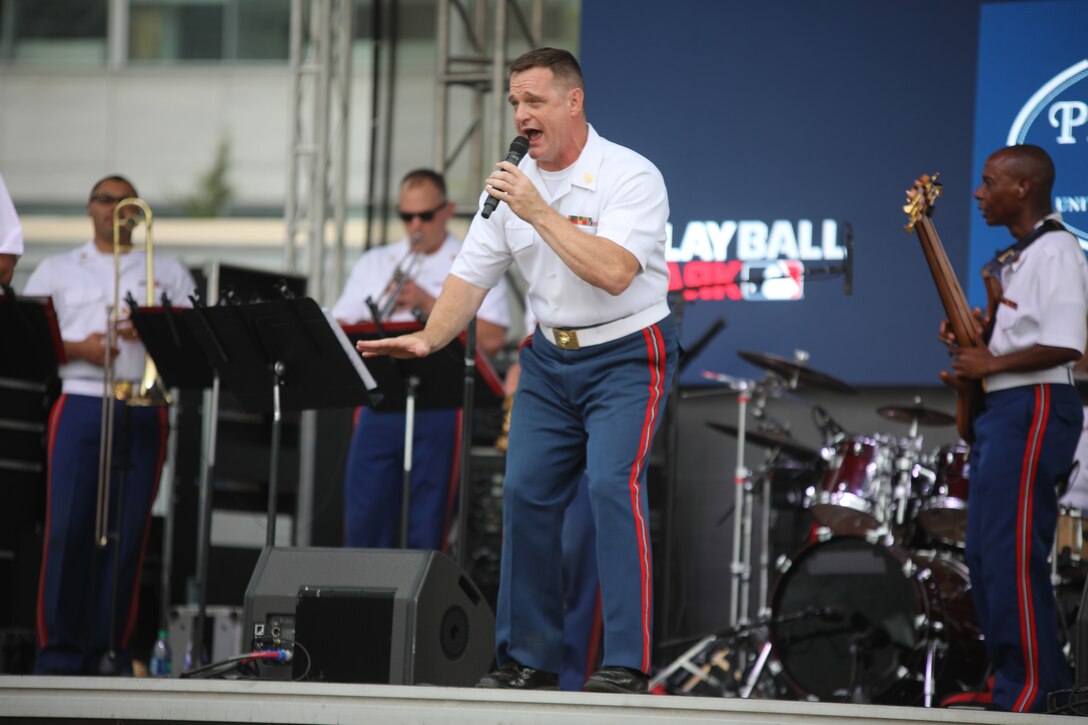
[179,639,311,681]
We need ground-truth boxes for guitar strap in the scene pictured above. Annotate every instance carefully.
[979,219,1065,344]
[982,218,1066,276]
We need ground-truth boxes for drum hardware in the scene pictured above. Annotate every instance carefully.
[811,404,847,447]
[700,371,765,627]
[703,363,817,630]
[693,352,864,697]
[650,607,837,698]
[846,616,894,704]
[1056,506,1088,580]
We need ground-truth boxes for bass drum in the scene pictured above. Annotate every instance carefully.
[770,537,987,703]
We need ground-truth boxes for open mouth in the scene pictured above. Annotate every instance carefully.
[524,129,543,144]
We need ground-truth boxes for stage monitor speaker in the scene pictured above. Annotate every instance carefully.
[243,547,494,686]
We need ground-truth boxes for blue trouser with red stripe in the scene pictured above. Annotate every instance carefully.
[560,473,601,691]
[36,393,166,674]
[342,408,459,550]
[497,316,677,675]
[966,383,1080,712]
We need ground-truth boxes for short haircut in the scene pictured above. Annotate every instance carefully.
[509,47,584,90]
[1000,144,1055,198]
[400,168,446,198]
[89,174,138,201]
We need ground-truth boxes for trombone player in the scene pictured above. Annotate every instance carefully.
[24,175,196,675]
[332,169,509,550]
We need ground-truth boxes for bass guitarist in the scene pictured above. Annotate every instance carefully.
[938,145,1088,712]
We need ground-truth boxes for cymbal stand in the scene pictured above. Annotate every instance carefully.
[746,381,781,617]
[751,453,779,618]
[700,373,784,626]
[730,378,751,628]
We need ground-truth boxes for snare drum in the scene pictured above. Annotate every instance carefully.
[1056,506,1088,577]
[808,435,895,535]
[917,444,970,547]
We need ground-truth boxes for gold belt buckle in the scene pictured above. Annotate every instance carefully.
[553,328,580,350]
[113,381,133,401]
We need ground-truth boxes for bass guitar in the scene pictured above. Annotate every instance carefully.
[903,174,999,444]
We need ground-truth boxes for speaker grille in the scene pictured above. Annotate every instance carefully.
[439,605,469,660]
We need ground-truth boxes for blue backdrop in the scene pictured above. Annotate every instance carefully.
[577,0,1077,386]
[967,0,1088,307]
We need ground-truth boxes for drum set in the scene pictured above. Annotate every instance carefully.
[652,350,991,706]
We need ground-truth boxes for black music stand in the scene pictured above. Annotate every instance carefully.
[343,322,503,550]
[128,299,217,668]
[0,290,65,379]
[184,297,380,548]
[128,302,215,391]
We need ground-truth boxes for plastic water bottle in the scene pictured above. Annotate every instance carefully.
[149,629,173,677]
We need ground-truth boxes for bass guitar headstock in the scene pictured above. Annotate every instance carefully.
[903,173,942,232]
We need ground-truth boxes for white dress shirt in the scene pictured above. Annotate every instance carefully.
[23,241,197,395]
[985,213,1088,392]
[450,124,670,330]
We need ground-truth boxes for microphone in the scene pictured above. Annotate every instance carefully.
[813,405,846,440]
[481,135,530,219]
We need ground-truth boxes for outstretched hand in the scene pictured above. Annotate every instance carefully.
[356,334,431,360]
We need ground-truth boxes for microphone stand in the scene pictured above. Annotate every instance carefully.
[455,318,476,569]
[363,285,418,550]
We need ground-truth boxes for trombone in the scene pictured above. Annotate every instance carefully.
[94,197,171,547]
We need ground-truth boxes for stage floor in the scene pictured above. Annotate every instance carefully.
[0,676,1068,724]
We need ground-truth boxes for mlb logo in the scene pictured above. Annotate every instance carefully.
[740,260,804,301]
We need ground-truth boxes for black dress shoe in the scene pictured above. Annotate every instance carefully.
[583,666,648,694]
[475,661,559,690]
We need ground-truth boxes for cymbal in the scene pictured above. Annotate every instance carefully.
[737,350,857,395]
[706,421,820,461]
[877,403,955,427]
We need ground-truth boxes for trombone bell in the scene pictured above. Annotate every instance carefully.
[124,357,170,407]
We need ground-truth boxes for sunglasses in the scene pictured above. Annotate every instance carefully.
[398,201,447,223]
[89,194,130,205]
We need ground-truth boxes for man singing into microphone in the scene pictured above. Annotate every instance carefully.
[358,48,677,693]
[332,169,508,550]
